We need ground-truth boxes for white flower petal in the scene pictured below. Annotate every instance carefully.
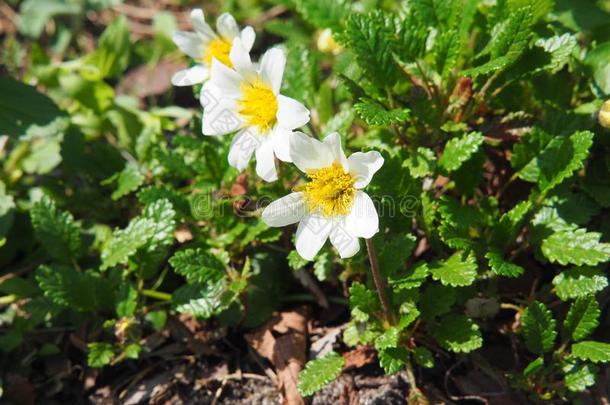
[295,215,332,260]
[277,95,310,129]
[270,129,294,162]
[229,37,254,77]
[240,26,256,51]
[172,31,204,59]
[255,139,278,182]
[262,192,307,227]
[228,129,259,169]
[216,13,240,40]
[329,224,360,258]
[201,83,242,135]
[289,131,334,173]
[260,47,286,94]
[190,9,216,41]
[348,151,384,189]
[323,132,348,171]
[171,65,209,86]
[345,191,379,239]
[209,59,242,97]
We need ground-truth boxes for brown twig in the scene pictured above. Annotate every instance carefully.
[365,238,393,325]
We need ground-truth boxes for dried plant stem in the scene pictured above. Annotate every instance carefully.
[365,238,393,325]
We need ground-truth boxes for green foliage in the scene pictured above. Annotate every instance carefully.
[30,196,81,260]
[354,99,410,126]
[562,297,600,342]
[430,251,477,287]
[432,314,483,353]
[572,341,610,363]
[552,267,608,301]
[87,342,114,368]
[297,352,345,396]
[294,0,349,31]
[521,301,557,354]
[169,248,225,284]
[439,132,483,172]
[542,229,610,266]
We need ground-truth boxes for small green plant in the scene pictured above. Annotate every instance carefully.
[1,0,610,402]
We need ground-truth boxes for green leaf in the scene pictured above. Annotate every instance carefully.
[521,301,557,354]
[420,283,455,319]
[349,282,379,322]
[389,261,429,291]
[465,7,532,76]
[410,0,453,28]
[542,229,610,266]
[295,0,349,31]
[584,41,610,95]
[404,147,436,178]
[378,347,409,374]
[563,297,600,342]
[87,342,114,368]
[523,357,544,378]
[430,251,477,287]
[376,233,417,277]
[572,341,610,363]
[485,250,524,278]
[288,250,308,270]
[343,12,401,88]
[354,99,410,126]
[552,267,608,301]
[434,28,461,78]
[141,199,176,250]
[116,283,137,318]
[36,265,113,312]
[31,196,81,260]
[439,132,483,172]
[534,33,577,74]
[518,131,594,193]
[313,251,333,281]
[282,42,316,106]
[0,77,64,136]
[563,362,596,392]
[432,314,483,353]
[412,347,434,368]
[109,163,145,201]
[169,248,225,284]
[375,327,401,350]
[173,280,229,319]
[297,351,345,396]
[83,15,131,79]
[17,0,81,38]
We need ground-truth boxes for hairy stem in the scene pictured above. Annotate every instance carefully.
[365,238,393,325]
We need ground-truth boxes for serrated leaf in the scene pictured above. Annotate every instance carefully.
[343,12,401,88]
[378,347,409,374]
[523,357,544,378]
[410,0,453,28]
[420,283,455,320]
[433,314,483,353]
[564,362,596,392]
[375,327,401,350]
[349,282,379,322]
[35,265,113,312]
[354,99,410,126]
[485,250,524,277]
[313,251,332,281]
[283,41,316,106]
[434,28,461,78]
[169,248,225,284]
[87,342,114,368]
[295,0,349,31]
[552,267,608,301]
[298,352,344,396]
[389,262,429,291]
[521,301,557,354]
[110,163,145,200]
[288,250,308,270]
[518,131,594,193]
[430,251,477,287]
[542,229,610,267]
[412,347,434,368]
[438,196,480,249]
[563,297,600,342]
[572,341,610,363]
[173,280,230,319]
[404,147,436,178]
[439,132,483,172]
[31,196,81,260]
[116,283,137,318]
[376,233,417,277]
[534,33,577,73]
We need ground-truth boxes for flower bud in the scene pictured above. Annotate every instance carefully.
[599,99,610,128]
[316,29,342,55]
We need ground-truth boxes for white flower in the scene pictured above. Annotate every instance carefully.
[200,39,310,182]
[171,9,255,87]
[262,132,384,260]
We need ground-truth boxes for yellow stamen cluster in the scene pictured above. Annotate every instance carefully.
[202,38,233,68]
[299,163,356,217]
[238,80,278,133]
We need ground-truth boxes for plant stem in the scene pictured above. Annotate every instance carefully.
[142,289,172,301]
[365,238,393,325]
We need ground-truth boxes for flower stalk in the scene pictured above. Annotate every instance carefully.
[365,238,393,325]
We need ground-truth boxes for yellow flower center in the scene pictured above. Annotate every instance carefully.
[202,38,233,68]
[238,80,278,133]
[299,163,356,217]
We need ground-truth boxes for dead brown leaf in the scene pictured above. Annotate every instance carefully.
[245,307,309,405]
[343,345,377,370]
